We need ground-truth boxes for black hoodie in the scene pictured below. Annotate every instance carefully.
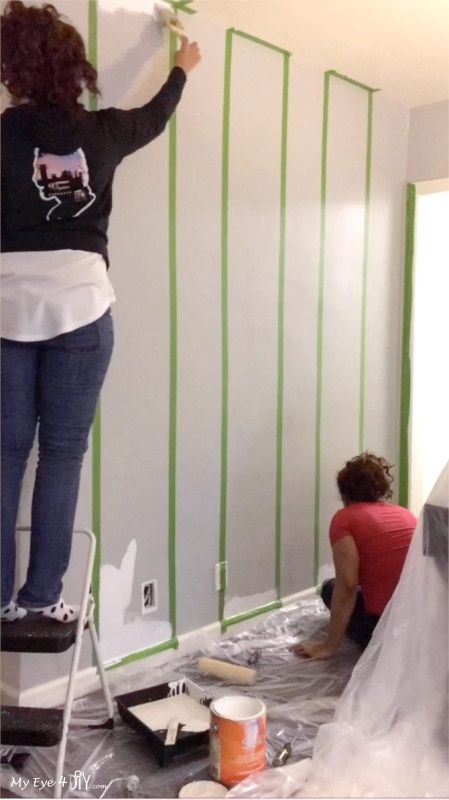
[1,67,186,267]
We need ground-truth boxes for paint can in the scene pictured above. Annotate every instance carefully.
[209,695,267,787]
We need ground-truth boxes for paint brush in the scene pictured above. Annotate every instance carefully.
[154,1,186,39]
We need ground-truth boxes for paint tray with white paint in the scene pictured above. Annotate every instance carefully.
[115,677,213,766]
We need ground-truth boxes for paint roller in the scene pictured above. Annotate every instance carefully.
[154,0,186,39]
[198,657,257,686]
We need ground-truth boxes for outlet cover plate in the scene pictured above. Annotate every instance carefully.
[141,580,158,615]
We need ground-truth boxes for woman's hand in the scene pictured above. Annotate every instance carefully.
[292,640,337,660]
[175,38,201,74]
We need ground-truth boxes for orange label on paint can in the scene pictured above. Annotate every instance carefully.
[210,695,267,787]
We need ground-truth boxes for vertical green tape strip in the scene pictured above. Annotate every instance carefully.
[91,408,101,629]
[313,72,330,585]
[399,184,416,507]
[219,29,233,624]
[359,90,374,451]
[88,0,100,630]
[314,72,378,584]
[88,0,98,113]
[275,52,290,599]
[220,30,290,619]
[168,30,178,639]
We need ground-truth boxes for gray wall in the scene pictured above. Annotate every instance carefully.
[407,100,449,182]
[3,0,411,694]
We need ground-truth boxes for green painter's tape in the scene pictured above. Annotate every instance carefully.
[105,637,178,672]
[168,30,178,639]
[313,71,379,584]
[221,601,282,633]
[399,184,416,507]
[231,28,292,57]
[88,0,100,632]
[219,28,290,623]
[218,28,233,624]
[88,1,98,111]
[359,90,374,451]
[326,70,379,94]
[91,407,101,630]
[168,0,197,14]
[275,52,290,599]
[313,72,329,584]
[89,1,179,652]
[313,72,330,585]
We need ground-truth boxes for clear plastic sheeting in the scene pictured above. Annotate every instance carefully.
[226,760,313,798]
[229,463,449,799]
[1,599,359,798]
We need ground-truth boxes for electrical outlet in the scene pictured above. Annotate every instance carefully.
[141,580,158,615]
[215,561,228,592]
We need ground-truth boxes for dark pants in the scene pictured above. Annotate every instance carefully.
[1,309,114,608]
[321,578,379,650]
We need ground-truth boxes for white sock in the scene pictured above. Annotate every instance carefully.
[24,598,80,623]
[1,601,28,621]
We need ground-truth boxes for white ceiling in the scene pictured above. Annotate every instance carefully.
[197,0,449,108]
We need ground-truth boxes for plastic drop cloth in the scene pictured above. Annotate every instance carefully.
[229,463,449,799]
[1,598,360,798]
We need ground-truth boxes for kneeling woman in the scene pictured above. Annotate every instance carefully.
[296,453,417,659]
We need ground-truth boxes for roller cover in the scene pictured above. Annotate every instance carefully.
[198,658,257,686]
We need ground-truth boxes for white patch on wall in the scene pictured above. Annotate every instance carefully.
[224,589,277,620]
[100,540,171,662]
[318,563,335,585]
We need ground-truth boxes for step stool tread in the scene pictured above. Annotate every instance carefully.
[1,617,78,653]
[1,706,63,747]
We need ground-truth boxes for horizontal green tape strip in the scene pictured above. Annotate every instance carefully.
[168,0,197,14]
[231,28,292,56]
[327,70,379,94]
[105,637,179,672]
[221,600,282,633]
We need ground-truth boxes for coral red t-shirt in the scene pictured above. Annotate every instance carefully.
[329,502,417,615]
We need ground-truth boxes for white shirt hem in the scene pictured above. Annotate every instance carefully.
[1,297,115,342]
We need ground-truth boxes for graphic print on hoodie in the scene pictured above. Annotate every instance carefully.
[32,147,96,220]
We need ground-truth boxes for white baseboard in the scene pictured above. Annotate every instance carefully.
[178,621,222,653]
[18,666,100,709]
[220,586,318,636]
[7,587,317,708]
[282,586,318,606]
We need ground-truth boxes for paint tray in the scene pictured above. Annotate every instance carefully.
[115,677,213,766]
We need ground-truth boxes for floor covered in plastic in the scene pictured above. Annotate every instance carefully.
[2,598,361,799]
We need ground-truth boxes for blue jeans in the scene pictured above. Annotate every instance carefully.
[1,310,114,608]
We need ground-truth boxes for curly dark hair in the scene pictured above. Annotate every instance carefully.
[337,452,394,504]
[1,0,100,112]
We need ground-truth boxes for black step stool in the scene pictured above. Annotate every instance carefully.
[1,527,114,799]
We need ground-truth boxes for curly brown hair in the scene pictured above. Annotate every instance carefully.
[1,0,100,112]
[337,452,394,504]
